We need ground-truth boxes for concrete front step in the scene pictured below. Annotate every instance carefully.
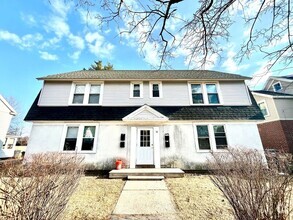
[109,168,184,179]
[127,175,164,180]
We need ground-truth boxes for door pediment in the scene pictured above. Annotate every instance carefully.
[123,105,168,121]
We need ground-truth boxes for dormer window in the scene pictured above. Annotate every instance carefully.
[150,82,162,98]
[273,82,282,92]
[70,83,103,105]
[130,82,143,98]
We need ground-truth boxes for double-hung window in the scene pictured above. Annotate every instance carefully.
[213,125,227,149]
[89,85,100,104]
[63,126,79,151]
[71,83,102,105]
[195,124,228,151]
[130,82,143,98]
[189,82,221,105]
[206,84,219,104]
[196,125,211,150]
[63,125,97,152]
[191,84,204,104]
[150,82,162,98]
[73,85,85,104]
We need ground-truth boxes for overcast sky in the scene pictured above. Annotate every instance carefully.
[0,0,292,134]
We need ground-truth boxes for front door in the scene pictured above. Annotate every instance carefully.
[136,128,154,165]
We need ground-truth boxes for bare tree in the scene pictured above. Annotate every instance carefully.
[0,153,84,219]
[5,96,23,136]
[208,148,293,220]
[71,0,292,70]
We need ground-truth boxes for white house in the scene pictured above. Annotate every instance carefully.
[25,70,264,169]
[0,95,17,158]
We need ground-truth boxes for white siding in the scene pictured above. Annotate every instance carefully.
[37,80,251,106]
[220,81,251,105]
[102,81,190,106]
[274,99,293,119]
[38,82,72,106]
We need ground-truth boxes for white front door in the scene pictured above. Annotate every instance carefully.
[136,128,154,165]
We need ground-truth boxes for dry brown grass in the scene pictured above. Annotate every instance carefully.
[62,177,124,220]
[166,175,234,220]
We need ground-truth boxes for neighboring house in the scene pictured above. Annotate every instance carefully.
[0,95,17,158]
[24,70,264,169]
[253,75,293,153]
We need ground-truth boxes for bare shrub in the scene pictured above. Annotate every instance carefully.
[0,153,84,219]
[208,148,293,220]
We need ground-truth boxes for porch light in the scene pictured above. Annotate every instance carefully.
[165,133,170,148]
[120,133,126,148]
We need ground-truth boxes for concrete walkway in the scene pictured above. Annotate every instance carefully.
[111,180,179,219]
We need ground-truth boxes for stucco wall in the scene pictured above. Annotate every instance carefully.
[26,122,263,169]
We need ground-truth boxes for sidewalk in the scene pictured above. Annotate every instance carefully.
[111,180,179,219]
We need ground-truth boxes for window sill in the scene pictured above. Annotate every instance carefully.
[190,104,222,106]
[196,150,212,153]
[69,104,102,106]
[129,97,143,99]
[61,151,96,154]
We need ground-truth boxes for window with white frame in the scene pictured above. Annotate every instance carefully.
[206,84,219,104]
[63,126,79,151]
[213,125,228,149]
[130,82,143,98]
[73,84,85,104]
[89,85,100,104]
[189,82,221,105]
[63,125,97,152]
[191,84,204,104]
[258,101,269,117]
[71,83,102,105]
[196,125,211,150]
[195,124,228,151]
[81,126,96,151]
[273,82,282,92]
[150,82,162,98]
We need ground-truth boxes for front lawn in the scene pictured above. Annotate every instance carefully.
[166,175,234,220]
[62,177,124,220]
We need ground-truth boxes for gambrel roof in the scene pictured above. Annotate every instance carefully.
[37,70,250,81]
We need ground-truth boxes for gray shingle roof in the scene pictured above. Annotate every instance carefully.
[25,92,264,121]
[37,70,250,80]
[278,74,293,80]
[253,90,293,97]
